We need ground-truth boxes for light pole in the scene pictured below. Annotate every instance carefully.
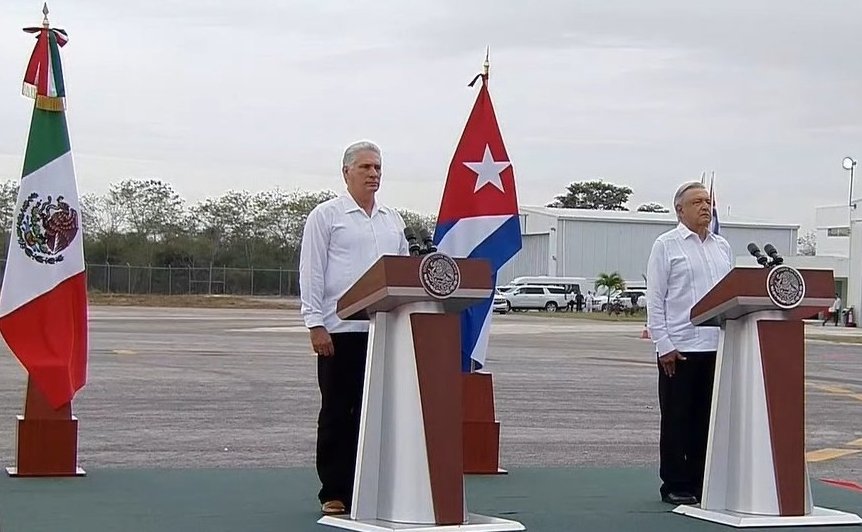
[843,156,857,208]
[844,156,858,323]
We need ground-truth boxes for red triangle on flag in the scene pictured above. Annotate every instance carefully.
[437,81,519,224]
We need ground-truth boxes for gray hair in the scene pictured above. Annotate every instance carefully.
[673,181,707,218]
[342,140,382,169]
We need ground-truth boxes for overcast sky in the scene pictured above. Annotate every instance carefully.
[1,0,861,231]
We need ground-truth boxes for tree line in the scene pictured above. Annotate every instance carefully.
[548,179,669,212]
[0,177,814,268]
[0,177,651,270]
[0,179,437,270]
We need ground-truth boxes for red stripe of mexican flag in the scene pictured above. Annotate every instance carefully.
[0,85,87,409]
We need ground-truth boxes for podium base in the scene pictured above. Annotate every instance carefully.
[673,505,862,527]
[468,468,508,475]
[9,414,83,476]
[318,513,525,532]
[6,466,86,477]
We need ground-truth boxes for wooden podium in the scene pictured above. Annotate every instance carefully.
[317,254,524,532]
[673,266,862,527]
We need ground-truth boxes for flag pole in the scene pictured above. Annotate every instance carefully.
[468,47,490,87]
[483,46,489,81]
[469,47,489,378]
[5,3,85,478]
[460,46,511,475]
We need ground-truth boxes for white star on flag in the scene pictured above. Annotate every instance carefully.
[463,145,510,192]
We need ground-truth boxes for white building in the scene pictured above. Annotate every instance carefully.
[793,204,853,308]
[498,206,800,288]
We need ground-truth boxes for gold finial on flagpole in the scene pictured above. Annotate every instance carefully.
[42,3,50,27]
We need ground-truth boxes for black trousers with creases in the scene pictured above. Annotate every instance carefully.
[657,351,716,499]
[316,331,368,505]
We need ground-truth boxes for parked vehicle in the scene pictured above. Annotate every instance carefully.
[509,276,586,295]
[617,289,646,310]
[492,290,509,314]
[591,292,613,311]
[593,286,647,312]
[502,285,568,312]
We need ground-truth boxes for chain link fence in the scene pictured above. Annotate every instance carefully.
[0,260,301,296]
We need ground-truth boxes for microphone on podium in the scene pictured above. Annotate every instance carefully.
[418,228,437,255]
[763,243,784,266]
[403,227,421,256]
[747,243,770,268]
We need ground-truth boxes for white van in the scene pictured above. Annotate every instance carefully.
[509,276,586,294]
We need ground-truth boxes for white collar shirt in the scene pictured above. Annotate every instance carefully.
[646,223,734,357]
[299,194,409,333]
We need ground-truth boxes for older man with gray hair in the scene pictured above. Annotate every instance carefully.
[646,181,733,506]
[300,140,409,515]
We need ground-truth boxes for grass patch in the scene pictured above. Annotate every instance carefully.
[806,334,862,344]
[88,293,297,310]
[509,310,646,322]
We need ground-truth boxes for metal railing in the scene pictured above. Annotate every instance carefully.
[0,261,301,296]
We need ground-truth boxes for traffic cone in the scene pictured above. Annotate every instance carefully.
[640,324,650,340]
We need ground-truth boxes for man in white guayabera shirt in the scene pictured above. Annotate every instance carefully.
[300,140,409,516]
[646,181,733,506]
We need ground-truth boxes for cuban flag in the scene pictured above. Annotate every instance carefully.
[434,74,522,372]
[709,172,720,235]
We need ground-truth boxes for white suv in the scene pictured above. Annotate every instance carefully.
[502,285,568,312]
[492,290,509,314]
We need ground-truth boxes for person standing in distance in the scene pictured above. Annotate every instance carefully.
[646,181,733,505]
[300,140,409,515]
[823,293,842,326]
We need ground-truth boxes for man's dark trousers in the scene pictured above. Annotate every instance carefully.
[657,351,716,499]
[316,331,368,506]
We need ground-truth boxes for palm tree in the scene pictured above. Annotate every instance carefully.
[595,272,626,314]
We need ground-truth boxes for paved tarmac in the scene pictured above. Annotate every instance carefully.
[0,307,857,486]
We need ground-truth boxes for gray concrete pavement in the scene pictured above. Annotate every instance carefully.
[0,307,857,486]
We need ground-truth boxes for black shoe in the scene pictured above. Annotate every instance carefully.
[661,491,698,505]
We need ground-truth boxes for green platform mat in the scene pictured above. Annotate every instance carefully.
[0,467,859,532]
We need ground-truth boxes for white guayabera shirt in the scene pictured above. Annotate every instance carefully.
[299,194,409,334]
[646,223,733,357]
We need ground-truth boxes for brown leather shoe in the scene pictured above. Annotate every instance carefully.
[321,500,347,515]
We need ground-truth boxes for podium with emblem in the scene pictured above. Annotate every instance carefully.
[673,264,862,527]
[318,253,525,532]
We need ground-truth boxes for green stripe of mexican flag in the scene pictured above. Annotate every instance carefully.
[23,107,70,176]
[47,29,66,98]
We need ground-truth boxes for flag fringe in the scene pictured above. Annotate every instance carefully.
[22,83,37,99]
[34,95,65,112]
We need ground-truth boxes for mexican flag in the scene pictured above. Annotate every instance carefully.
[0,19,87,409]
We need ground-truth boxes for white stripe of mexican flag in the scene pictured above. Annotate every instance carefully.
[1,153,84,313]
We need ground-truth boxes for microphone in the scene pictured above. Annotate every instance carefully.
[418,228,437,254]
[403,227,421,256]
[747,243,769,268]
[763,243,784,266]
